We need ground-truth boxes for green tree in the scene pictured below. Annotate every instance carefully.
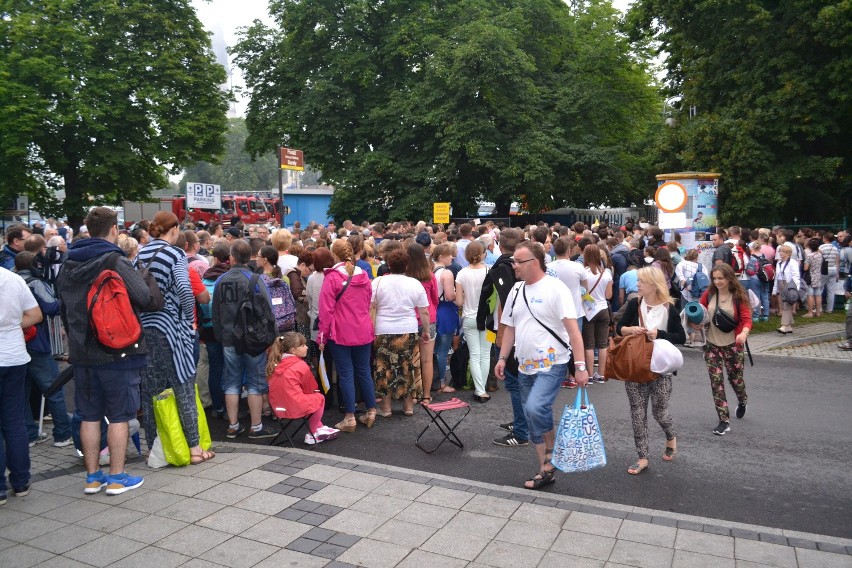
[0,0,230,228]
[628,0,852,226]
[232,0,659,222]
[180,118,279,191]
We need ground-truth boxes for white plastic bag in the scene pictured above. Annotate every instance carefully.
[146,436,169,469]
[651,339,684,375]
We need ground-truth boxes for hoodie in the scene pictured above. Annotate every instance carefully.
[18,269,60,354]
[317,263,373,346]
[57,238,162,368]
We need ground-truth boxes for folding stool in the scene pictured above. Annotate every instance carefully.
[269,412,316,448]
[415,398,470,454]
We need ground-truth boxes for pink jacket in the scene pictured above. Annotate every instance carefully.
[318,263,374,346]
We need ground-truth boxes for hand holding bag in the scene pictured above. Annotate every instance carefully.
[551,389,607,473]
[604,301,656,383]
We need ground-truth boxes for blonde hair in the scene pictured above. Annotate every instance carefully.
[331,239,355,275]
[271,228,293,252]
[637,266,675,305]
[266,332,307,378]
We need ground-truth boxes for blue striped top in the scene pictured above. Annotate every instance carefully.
[137,239,196,383]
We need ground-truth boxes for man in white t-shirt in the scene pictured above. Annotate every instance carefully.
[495,242,588,491]
[548,237,590,388]
[0,267,43,503]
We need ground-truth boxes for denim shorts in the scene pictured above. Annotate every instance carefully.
[417,322,438,341]
[222,346,268,395]
[808,284,824,296]
[74,366,142,423]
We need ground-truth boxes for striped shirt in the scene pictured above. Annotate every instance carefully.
[137,240,196,383]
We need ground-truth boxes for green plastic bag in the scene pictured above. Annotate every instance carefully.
[153,389,190,466]
[194,385,212,451]
[152,386,212,467]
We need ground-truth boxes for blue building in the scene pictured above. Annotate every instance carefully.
[283,185,334,229]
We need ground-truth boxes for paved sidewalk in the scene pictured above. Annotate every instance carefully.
[5,442,852,568]
[744,322,850,361]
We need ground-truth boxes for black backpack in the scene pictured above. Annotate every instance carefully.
[233,272,277,357]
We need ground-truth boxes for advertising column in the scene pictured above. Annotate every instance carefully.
[655,172,721,265]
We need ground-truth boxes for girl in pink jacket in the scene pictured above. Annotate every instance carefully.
[317,240,378,432]
[267,333,339,444]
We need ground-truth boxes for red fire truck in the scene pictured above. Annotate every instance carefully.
[122,195,273,228]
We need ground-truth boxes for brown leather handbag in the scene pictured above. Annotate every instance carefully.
[604,302,657,383]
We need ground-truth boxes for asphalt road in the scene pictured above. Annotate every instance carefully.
[206,348,852,538]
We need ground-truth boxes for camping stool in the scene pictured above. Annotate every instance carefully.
[269,413,316,449]
[415,398,470,454]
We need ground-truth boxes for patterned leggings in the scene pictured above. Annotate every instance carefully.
[703,343,747,423]
[624,375,674,460]
[141,328,200,450]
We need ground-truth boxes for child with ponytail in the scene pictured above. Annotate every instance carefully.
[267,332,339,444]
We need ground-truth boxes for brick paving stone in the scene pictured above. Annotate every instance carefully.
[703,524,732,536]
[396,549,468,568]
[786,537,817,550]
[337,537,412,568]
[369,519,437,549]
[671,549,735,568]
[563,511,623,538]
[64,533,147,567]
[608,539,675,568]
[327,533,361,548]
[290,499,322,512]
[550,530,616,561]
[200,535,279,568]
[675,529,735,558]
[241,516,310,547]
[735,538,798,568]
[254,548,329,568]
[796,547,852,568]
[303,527,336,542]
[276,508,307,522]
[474,539,546,568]
[818,542,851,554]
[617,519,677,548]
[286,536,323,554]
[299,512,329,526]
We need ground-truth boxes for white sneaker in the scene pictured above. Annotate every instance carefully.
[304,433,323,445]
[53,438,73,448]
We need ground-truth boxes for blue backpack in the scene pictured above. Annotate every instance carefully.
[690,263,710,297]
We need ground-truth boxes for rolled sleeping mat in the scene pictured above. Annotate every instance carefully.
[684,301,707,325]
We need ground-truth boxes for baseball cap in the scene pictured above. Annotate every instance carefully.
[227,227,242,238]
[415,232,432,247]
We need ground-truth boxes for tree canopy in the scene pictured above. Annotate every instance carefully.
[179,117,324,192]
[0,0,230,228]
[232,0,660,222]
[628,0,852,226]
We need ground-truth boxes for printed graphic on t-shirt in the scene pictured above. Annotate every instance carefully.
[522,346,557,373]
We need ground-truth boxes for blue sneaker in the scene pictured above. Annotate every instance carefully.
[105,472,144,496]
[84,470,108,494]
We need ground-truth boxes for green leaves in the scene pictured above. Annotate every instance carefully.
[0,0,229,225]
[232,0,660,222]
[630,0,851,226]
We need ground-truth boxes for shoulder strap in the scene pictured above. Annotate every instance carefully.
[335,271,355,302]
[521,284,569,349]
[587,269,605,294]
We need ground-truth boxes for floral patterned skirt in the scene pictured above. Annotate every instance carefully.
[373,333,422,400]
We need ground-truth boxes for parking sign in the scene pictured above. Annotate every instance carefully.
[186,182,221,209]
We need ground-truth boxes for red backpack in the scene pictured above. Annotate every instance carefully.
[731,245,747,276]
[87,255,142,352]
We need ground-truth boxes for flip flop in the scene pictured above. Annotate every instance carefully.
[190,449,216,464]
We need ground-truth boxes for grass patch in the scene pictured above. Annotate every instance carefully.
[750,309,847,334]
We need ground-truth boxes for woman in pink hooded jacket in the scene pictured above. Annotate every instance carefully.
[318,239,377,432]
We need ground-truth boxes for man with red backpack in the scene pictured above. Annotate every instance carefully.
[57,207,162,496]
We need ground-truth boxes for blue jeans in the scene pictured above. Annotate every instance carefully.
[746,277,769,318]
[518,363,567,445]
[503,365,529,442]
[434,333,454,386]
[222,346,267,395]
[206,341,225,411]
[25,351,72,442]
[328,342,375,414]
[0,364,31,492]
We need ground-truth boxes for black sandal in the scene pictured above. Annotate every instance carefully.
[524,467,556,490]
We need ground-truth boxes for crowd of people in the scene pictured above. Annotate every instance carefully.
[1,211,850,500]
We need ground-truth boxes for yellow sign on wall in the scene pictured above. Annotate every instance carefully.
[433,202,450,224]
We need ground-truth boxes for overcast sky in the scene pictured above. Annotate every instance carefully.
[192,0,634,115]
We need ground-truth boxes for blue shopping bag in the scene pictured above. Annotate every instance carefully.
[550,388,607,473]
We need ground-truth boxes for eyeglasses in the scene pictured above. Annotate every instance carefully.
[511,257,536,265]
